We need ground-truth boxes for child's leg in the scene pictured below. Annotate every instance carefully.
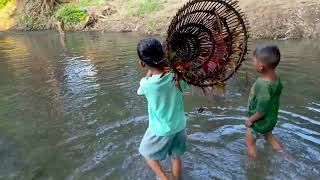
[139,128,172,179]
[169,129,186,180]
[264,132,283,152]
[145,159,169,180]
[171,157,182,180]
[246,128,257,157]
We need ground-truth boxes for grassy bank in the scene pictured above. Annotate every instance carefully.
[2,0,320,39]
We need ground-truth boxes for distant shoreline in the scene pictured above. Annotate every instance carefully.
[1,0,320,39]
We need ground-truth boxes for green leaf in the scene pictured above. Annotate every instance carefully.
[187,71,193,78]
[168,51,177,61]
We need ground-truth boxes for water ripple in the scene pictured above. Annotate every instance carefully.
[279,110,320,125]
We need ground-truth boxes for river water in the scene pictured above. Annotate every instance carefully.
[0,31,319,180]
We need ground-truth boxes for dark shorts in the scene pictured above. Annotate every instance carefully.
[139,128,187,161]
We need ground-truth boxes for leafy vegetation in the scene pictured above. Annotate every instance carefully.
[0,0,10,9]
[56,4,87,24]
[0,0,15,31]
[125,0,164,16]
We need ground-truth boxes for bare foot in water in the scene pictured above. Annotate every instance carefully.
[264,132,283,152]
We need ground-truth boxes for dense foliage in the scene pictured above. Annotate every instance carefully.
[0,0,10,9]
[56,4,87,24]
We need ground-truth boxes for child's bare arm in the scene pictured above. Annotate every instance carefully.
[245,113,264,128]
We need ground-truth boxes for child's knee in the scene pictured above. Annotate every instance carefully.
[246,128,255,143]
[247,148,257,158]
[249,152,257,158]
[264,132,273,141]
[170,157,181,164]
[245,128,251,137]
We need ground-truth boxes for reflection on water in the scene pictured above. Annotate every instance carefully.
[0,31,319,179]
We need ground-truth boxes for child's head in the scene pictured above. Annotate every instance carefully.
[253,44,281,73]
[137,38,165,69]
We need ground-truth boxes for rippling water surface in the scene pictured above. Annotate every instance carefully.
[0,31,319,180]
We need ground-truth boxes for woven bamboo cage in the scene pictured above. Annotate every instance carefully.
[166,0,249,89]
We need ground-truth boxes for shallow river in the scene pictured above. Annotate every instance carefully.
[0,31,319,180]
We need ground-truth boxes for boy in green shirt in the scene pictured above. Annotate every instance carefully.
[245,44,284,157]
[137,38,188,180]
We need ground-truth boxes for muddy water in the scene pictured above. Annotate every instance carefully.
[0,31,319,180]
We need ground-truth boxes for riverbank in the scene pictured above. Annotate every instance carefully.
[1,0,320,39]
[0,31,319,179]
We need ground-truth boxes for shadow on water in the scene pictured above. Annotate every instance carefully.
[0,31,319,179]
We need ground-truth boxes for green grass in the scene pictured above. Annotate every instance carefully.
[125,0,164,16]
[0,0,10,9]
[56,4,87,24]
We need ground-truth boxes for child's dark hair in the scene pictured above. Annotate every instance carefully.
[254,44,281,69]
[137,38,166,69]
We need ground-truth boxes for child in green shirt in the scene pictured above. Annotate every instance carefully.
[245,44,284,157]
[137,38,189,180]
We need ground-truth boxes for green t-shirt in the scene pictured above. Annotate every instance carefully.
[137,73,189,136]
[248,76,283,134]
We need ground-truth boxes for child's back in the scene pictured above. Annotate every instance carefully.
[138,73,188,136]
